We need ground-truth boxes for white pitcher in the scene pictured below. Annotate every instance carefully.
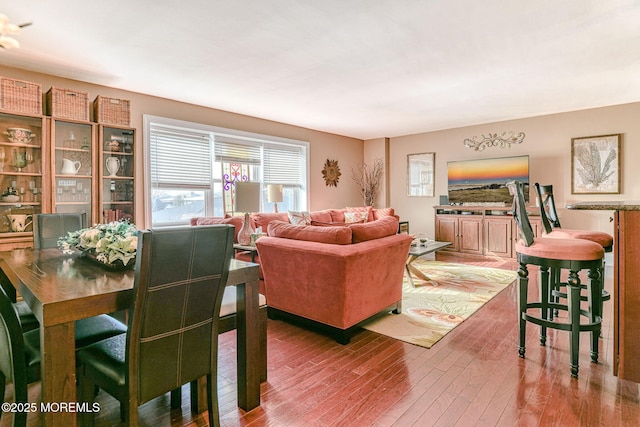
[61,158,81,175]
[7,214,32,232]
[106,157,120,176]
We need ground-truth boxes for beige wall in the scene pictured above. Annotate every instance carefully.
[389,102,640,238]
[3,65,638,237]
[1,65,364,227]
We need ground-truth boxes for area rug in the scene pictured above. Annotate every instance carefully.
[362,260,517,348]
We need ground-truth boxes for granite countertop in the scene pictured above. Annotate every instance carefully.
[566,201,640,210]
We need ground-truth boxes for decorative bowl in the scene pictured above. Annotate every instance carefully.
[4,128,34,144]
[2,195,20,203]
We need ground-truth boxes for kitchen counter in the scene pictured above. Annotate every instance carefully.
[567,202,640,383]
[566,201,640,210]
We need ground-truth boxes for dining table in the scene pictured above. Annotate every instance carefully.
[0,248,262,427]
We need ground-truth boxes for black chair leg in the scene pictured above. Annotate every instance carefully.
[567,270,581,378]
[517,263,528,358]
[588,268,601,363]
[539,266,549,346]
[170,387,182,410]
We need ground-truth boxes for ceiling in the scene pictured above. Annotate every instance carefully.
[3,1,640,140]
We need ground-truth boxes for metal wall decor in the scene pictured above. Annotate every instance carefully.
[321,158,341,187]
[463,131,526,151]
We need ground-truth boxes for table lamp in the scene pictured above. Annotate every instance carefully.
[234,181,261,245]
[267,184,283,213]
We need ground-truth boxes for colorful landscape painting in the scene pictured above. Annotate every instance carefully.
[447,155,529,204]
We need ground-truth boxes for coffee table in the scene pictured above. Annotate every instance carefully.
[406,240,452,287]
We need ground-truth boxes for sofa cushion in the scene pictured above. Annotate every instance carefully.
[267,220,352,245]
[288,210,311,225]
[373,207,395,220]
[346,206,374,222]
[310,220,348,227]
[309,209,333,223]
[329,209,346,223]
[190,216,244,243]
[349,216,399,243]
[252,212,290,234]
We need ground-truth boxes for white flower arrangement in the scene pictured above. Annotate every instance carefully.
[58,221,138,267]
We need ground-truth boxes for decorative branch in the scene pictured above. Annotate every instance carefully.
[464,131,525,151]
[351,159,384,206]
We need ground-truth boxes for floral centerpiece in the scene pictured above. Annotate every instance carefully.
[58,221,138,269]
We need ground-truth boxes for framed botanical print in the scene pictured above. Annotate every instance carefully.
[407,152,435,197]
[571,134,621,194]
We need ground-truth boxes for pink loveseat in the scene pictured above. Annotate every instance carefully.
[255,215,412,344]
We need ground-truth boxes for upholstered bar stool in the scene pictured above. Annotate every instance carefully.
[508,181,604,378]
[534,183,612,320]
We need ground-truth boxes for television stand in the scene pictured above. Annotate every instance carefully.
[434,205,541,259]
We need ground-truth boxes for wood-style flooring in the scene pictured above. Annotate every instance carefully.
[5,253,639,426]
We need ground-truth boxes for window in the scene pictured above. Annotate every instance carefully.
[144,115,308,227]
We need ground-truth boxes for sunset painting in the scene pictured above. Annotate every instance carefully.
[447,155,529,204]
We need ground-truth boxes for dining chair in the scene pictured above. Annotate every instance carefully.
[33,212,86,249]
[76,225,235,426]
[0,213,87,333]
[534,183,612,320]
[0,287,41,427]
[509,180,603,378]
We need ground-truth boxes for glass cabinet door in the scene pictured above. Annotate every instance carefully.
[0,111,45,246]
[51,119,95,226]
[99,125,134,223]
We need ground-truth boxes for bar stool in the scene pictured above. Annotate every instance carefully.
[534,183,612,320]
[508,181,603,378]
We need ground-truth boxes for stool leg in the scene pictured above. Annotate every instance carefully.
[517,263,529,358]
[539,266,549,346]
[551,267,561,318]
[588,267,601,363]
[567,270,581,378]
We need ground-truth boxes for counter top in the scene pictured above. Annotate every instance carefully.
[566,201,640,211]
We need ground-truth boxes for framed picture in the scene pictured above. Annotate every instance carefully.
[571,134,621,194]
[407,152,435,196]
[398,221,409,234]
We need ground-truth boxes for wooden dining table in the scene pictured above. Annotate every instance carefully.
[0,248,262,427]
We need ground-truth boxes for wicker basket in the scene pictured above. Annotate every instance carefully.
[0,76,43,115]
[46,87,90,121]
[93,96,130,126]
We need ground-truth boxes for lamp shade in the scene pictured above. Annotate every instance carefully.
[234,182,261,213]
[267,184,283,203]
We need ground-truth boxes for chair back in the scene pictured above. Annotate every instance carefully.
[127,225,234,406]
[0,287,28,427]
[507,180,534,247]
[534,183,561,234]
[33,213,86,249]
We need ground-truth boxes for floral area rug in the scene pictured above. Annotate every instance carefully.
[362,260,517,348]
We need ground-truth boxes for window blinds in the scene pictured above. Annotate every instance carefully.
[263,143,304,186]
[150,124,212,189]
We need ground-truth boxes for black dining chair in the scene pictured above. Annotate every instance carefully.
[1,213,87,333]
[76,225,235,426]
[509,180,604,378]
[534,183,612,320]
[33,212,86,249]
[0,287,41,427]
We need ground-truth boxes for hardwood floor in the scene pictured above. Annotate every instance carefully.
[5,253,639,426]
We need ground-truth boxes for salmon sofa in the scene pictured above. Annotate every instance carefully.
[255,215,412,344]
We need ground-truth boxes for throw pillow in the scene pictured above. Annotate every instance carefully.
[346,206,374,222]
[288,210,311,225]
[344,211,368,224]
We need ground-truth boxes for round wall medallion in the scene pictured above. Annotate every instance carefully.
[322,159,341,187]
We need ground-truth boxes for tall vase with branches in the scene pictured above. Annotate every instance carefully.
[352,158,384,207]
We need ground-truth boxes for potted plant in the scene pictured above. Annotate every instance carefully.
[58,221,138,269]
